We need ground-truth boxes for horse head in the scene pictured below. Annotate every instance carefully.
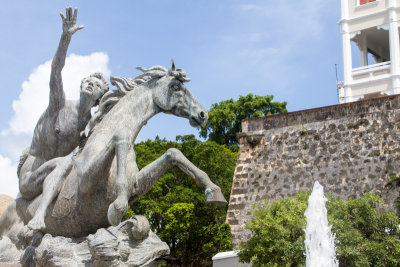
[107,61,208,128]
[152,60,208,128]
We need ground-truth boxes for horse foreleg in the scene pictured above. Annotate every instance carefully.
[135,148,227,205]
[107,140,130,226]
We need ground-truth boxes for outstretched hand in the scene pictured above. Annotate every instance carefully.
[60,6,84,36]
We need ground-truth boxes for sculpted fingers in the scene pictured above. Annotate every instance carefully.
[71,8,83,33]
[60,6,84,35]
[66,6,72,21]
[76,25,84,32]
[70,25,84,35]
[73,8,78,23]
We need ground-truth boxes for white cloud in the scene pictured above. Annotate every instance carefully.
[209,0,331,98]
[239,47,279,59]
[236,0,328,42]
[6,52,111,135]
[239,4,258,12]
[0,133,31,161]
[0,155,18,198]
[0,52,111,196]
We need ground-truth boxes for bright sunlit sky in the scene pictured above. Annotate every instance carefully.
[0,0,343,197]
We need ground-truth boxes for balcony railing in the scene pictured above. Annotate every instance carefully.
[352,61,391,79]
[338,61,392,103]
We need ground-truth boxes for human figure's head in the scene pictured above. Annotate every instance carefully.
[80,72,109,106]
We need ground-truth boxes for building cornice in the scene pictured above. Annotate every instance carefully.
[338,7,400,25]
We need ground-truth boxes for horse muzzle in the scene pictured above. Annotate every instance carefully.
[189,110,208,128]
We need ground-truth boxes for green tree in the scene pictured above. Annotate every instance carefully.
[129,135,237,266]
[329,193,400,266]
[238,192,400,267]
[199,94,287,149]
[386,175,400,217]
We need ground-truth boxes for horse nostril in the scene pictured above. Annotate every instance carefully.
[199,111,206,119]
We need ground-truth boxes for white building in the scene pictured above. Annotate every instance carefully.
[339,0,400,103]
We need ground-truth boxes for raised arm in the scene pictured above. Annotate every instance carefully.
[49,7,84,112]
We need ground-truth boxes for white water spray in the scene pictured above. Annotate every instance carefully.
[304,181,338,267]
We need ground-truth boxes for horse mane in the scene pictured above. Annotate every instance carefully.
[79,64,190,146]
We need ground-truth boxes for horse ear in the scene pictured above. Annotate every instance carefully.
[168,59,175,75]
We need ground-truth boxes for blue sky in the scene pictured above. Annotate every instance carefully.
[0,0,342,196]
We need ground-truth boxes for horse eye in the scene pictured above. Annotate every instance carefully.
[172,84,180,91]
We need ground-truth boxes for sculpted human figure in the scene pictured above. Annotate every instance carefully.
[0,7,228,266]
[0,59,226,258]
[17,7,109,230]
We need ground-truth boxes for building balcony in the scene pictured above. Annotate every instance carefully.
[339,0,400,104]
[352,61,391,79]
[338,61,392,102]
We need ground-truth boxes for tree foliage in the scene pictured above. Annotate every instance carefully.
[128,135,237,266]
[386,175,400,217]
[199,94,287,149]
[238,192,400,267]
[238,192,309,267]
[329,193,400,267]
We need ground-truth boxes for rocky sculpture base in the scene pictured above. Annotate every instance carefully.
[0,216,169,267]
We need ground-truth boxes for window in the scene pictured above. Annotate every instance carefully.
[359,0,376,5]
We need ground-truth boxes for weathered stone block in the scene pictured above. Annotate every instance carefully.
[228,95,400,247]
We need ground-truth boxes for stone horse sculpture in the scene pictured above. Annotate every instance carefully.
[0,61,227,259]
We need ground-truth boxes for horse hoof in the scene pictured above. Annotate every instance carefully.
[107,202,125,226]
[205,188,227,206]
[27,216,46,232]
[131,215,150,240]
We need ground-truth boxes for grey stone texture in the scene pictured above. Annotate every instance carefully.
[0,7,227,265]
[26,216,169,267]
[0,61,226,263]
[228,94,400,247]
[18,7,109,232]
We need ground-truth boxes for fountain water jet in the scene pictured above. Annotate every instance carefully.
[304,181,338,267]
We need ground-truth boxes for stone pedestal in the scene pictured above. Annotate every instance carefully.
[1,216,170,267]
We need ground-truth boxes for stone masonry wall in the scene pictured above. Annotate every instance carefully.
[227,95,400,247]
